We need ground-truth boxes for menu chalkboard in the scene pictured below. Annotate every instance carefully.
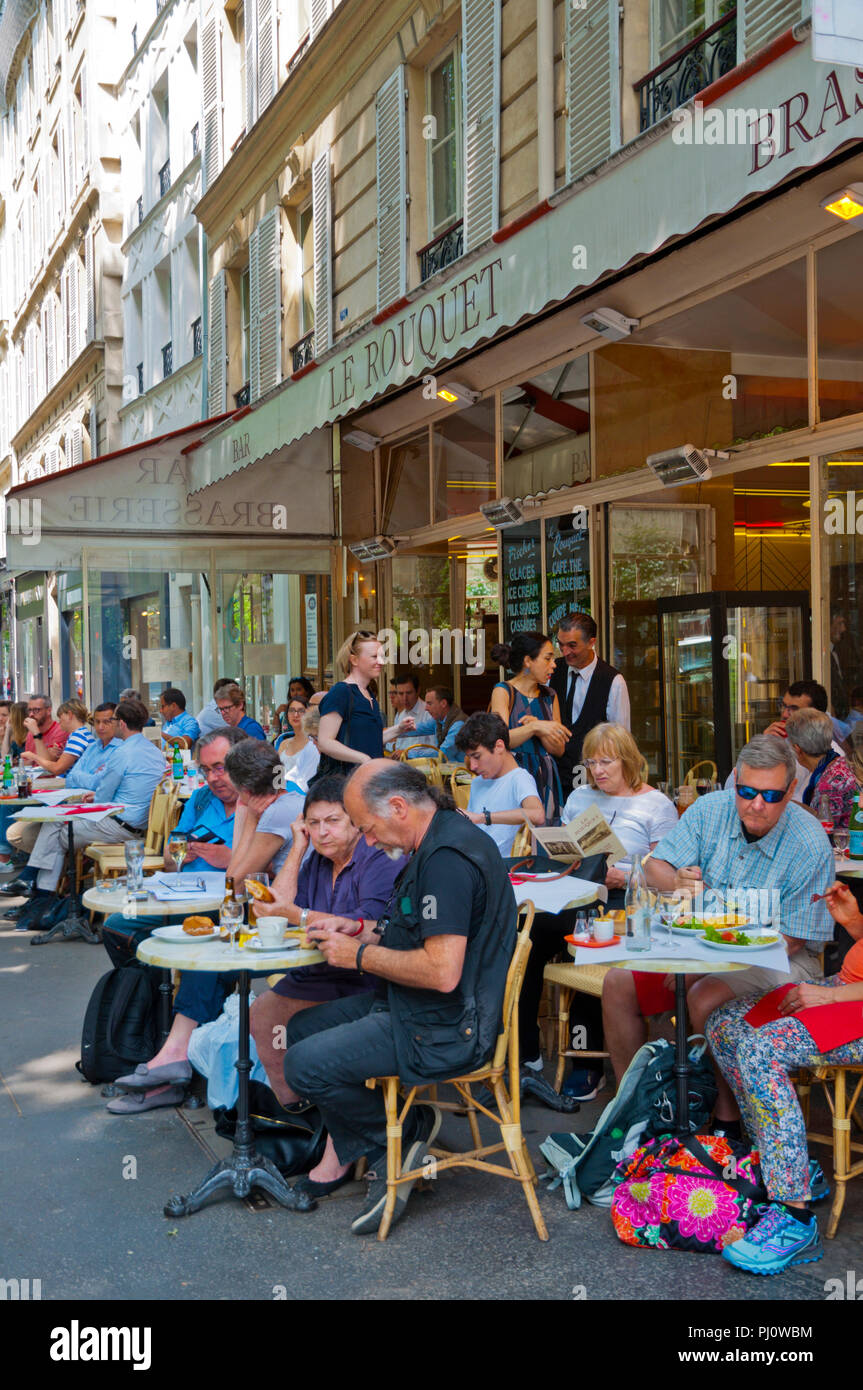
[545,517,590,633]
[500,521,542,643]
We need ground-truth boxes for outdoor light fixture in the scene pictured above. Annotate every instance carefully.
[436,382,480,406]
[579,306,640,341]
[348,536,397,561]
[820,184,863,221]
[646,444,728,487]
[479,497,525,527]
[342,429,381,451]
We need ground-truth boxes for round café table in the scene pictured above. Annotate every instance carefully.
[137,932,324,1219]
[13,802,125,945]
[82,878,229,1042]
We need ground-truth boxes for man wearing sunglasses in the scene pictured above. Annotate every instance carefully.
[602,734,834,1135]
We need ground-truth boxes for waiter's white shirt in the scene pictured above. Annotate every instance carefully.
[565,655,630,730]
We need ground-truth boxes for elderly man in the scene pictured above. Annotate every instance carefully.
[249,775,404,1106]
[159,688,200,750]
[602,734,834,1135]
[3,703,121,906]
[216,683,266,740]
[549,612,629,798]
[279,760,517,1232]
[16,699,166,932]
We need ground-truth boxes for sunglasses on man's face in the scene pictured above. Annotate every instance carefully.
[735,784,789,804]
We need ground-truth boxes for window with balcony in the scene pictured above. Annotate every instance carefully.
[192,316,202,358]
[290,199,315,370]
[240,264,251,398]
[158,159,171,198]
[638,0,737,132]
[426,47,462,240]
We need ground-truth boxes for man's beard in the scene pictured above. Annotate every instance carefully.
[381,846,403,861]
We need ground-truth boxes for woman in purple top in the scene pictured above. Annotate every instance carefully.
[249,776,403,1104]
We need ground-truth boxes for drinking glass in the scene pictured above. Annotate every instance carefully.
[816,793,835,843]
[695,778,716,797]
[124,839,145,894]
[244,872,270,924]
[219,897,244,950]
[652,890,681,955]
[168,833,189,873]
[833,828,850,859]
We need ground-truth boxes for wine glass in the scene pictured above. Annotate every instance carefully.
[652,890,681,955]
[219,896,244,950]
[833,827,850,860]
[168,833,189,874]
[244,872,270,923]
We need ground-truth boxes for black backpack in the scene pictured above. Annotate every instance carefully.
[76,962,160,1084]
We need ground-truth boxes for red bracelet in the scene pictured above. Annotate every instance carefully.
[348,918,364,937]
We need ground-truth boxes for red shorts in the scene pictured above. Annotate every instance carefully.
[633,971,675,1018]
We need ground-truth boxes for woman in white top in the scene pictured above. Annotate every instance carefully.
[279,704,321,790]
[562,722,678,904]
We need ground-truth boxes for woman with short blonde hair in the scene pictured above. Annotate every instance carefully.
[317,631,411,775]
[581,723,645,793]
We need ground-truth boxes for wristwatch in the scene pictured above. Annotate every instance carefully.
[299,908,309,929]
[483,808,492,826]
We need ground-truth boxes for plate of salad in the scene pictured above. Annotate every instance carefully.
[698,922,780,952]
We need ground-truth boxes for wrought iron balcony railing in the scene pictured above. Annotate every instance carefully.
[136,195,143,225]
[291,329,315,374]
[418,219,464,283]
[234,382,250,408]
[635,8,738,133]
[158,159,171,198]
[192,317,202,358]
[162,341,173,378]
[191,122,200,157]
[136,362,144,396]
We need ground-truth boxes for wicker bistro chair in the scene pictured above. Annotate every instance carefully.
[510,822,534,858]
[684,760,718,787]
[364,902,548,1242]
[399,744,444,789]
[84,781,182,879]
[542,961,612,1091]
[797,1064,863,1238]
[449,769,474,811]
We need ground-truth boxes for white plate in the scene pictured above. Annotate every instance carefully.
[152,923,219,944]
[242,936,302,953]
[670,923,706,937]
[699,934,780,954]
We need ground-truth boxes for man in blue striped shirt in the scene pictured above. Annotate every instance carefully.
[603,735,834,1133]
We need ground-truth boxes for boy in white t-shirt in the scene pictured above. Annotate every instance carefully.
[454,712,545,857]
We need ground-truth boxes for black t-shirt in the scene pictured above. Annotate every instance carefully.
[320,682,384,760]
[373,848,484,997]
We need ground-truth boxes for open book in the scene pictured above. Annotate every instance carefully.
[528,804,626,864]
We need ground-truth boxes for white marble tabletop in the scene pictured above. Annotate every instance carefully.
[137,934,324,972]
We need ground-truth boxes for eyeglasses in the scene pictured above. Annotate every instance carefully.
[778,701,802,715]
[201,763,227,778]
[736,784,789,804]
[584,757,619,770]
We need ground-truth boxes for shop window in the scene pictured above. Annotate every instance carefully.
[502,357,590,500]
[595,259,808,479]
[390,554,451,689]
[432,398,495,523]
[818,231,863,425]
[381,429,430,534]
[822,450,863,724]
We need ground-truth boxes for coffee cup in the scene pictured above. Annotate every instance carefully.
[256,916,288,947]
[593,917,615,942]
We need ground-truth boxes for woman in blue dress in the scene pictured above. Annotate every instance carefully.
[489,631,570,823]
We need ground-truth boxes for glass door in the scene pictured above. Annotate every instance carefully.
[659,603,716,786]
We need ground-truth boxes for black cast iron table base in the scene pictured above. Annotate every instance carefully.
[33,821,100,945]
[162,969,316,1218]
[674,973,691,1135]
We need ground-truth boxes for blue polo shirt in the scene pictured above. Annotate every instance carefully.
[238,715,266,739]
[93,733,167,828]
[162,710,201,747]
[65,737,122,791]
[173,785,236,872]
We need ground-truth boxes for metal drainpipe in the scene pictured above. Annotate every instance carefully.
[537,0,555,202]
[199,225,208,418]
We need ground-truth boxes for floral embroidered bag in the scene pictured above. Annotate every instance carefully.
[611,1133,769,1254]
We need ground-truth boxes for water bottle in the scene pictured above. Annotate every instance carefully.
[2,755,11,791]
[625,856,651,953]
[172,744,184,781]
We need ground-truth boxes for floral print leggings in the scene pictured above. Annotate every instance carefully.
[706,989,863,1203]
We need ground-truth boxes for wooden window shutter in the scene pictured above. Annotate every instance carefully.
[257,0,278,116]
[310,0,332,42]
[201,17,223,193]
[84,227,95,341]
[375,66,408,312]
[311,148,332,358]
[249,207,281,401]
[67,251,79,362]
[68,423,83,469]
[461,0,501,252]
[79,61,89,176]
[207,270,227,416]
[565,0,620,185]
[741,0,803,58]
[245,0,258,133]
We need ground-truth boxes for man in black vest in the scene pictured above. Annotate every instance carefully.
[550,611,630,798]
[281,759,518,1234]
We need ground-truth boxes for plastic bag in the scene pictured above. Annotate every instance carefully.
[187,993,269,1109]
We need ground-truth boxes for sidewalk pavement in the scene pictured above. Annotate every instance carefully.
[1,918,860,1302]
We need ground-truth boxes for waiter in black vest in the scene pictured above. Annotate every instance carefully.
[550,611,630,798]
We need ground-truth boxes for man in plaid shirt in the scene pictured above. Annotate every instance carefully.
[602,734,834,1134]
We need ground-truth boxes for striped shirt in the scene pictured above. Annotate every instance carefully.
[63,726,95,764]
[651,788,833,943]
